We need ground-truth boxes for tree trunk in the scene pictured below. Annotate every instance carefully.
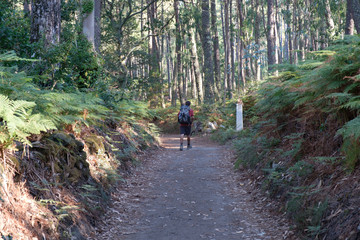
[324,0,335,39]
[30,0,61,47]
[254,0,261,81]
[174,0,183,105]
[83,1,95,46]
[221,2,228,99]
[293,0,298,64]
[351,0,360,33]
[24,0,31,15]
[190,29,204,103]
[201,0,215,103]
[94,0,101,52]
[148,0,162,103]
[346,0,355,35]
[267,0,278,71]
[166,34,173,103]
[275,0,282,63]
[224,0,231,98]
[236,0,245,88]
[286,1,292,64]
[211,0,221,95]
[230,0,235,94]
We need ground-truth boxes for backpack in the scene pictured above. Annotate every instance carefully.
[178,105,191,124]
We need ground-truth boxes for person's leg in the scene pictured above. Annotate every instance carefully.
[186,126,192,149]
[180,126,185,150]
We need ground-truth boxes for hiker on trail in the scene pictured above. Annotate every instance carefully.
[178,101,194,151]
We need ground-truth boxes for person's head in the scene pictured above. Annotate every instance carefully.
[185,101,191,106]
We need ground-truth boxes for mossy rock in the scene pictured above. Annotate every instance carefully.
[49,133,77,149]
[32,132,90,184]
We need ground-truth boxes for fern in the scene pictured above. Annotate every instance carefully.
[336,116,360,170]
[0,94,56,150]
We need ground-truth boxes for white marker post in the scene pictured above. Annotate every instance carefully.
[236,99,243,131]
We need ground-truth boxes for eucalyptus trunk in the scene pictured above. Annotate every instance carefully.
[30,0,61,47]
[267,0,278,71]
[236,0,245,88]
[324,0,335,39]
[254,0,261,81]
[174,0,183,105]
[211,0,221,95]
[346,0,355,35]
[230,0,235,93]
[83,1,95,46]
[351,0,360,33]
[224,0,231,97]
[190,29,204,103]
[166,35,173,103]
[24,0,31,15]
[201,0,215,103]
[94,0,101,52]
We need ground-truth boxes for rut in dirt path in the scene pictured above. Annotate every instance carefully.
[93,135,295,240]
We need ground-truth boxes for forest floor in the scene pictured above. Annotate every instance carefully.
[91,135,298,240]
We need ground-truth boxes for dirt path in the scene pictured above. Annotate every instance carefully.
[92,135,296,240]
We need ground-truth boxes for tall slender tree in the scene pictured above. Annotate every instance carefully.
[267,0,278,71]
[346,0,355,35]
[211,0,221,95]
[94,0,102,52]
[201,0,215,103]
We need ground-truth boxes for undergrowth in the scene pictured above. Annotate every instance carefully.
[0,52,160,239]
[214,36,360,239]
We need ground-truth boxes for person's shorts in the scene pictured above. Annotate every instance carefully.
[180,126,192,136]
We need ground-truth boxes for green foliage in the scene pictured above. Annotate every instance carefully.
[81,0,94,15]
[211,128,237,145]
[282,133,304,161]
[234,136,259,169]
[288,160,314,178]
[336,116,360,170]
[0,94,56,150]
[0,4,31,56]
[31,33,101,90]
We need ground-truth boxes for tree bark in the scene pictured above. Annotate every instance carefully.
[24,0,31,16]
[211,0,221,95]
[346,0,355,35]
[230,0,235,94]
[224,0,231,97]
[30,0,61,47]
[236,0,245,88]
[324,0,335,39]
[94,0,101,52]
[201,0,215,103]
[351,0,360,33]
[190,29,204,103]
[267,0,278,71]
[221,2,228,97]
[83,1,95,46]
[174,0,183,105]
[254,0,261,81]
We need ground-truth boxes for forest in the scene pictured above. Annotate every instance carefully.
[1,0,360,239]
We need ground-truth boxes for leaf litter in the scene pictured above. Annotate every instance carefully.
[91,135,297,240]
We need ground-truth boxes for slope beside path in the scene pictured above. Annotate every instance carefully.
[91,135,297,240]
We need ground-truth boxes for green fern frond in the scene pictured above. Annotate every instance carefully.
[0,94,56,148]
[0,51,38,62]
[340,97,360,110]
